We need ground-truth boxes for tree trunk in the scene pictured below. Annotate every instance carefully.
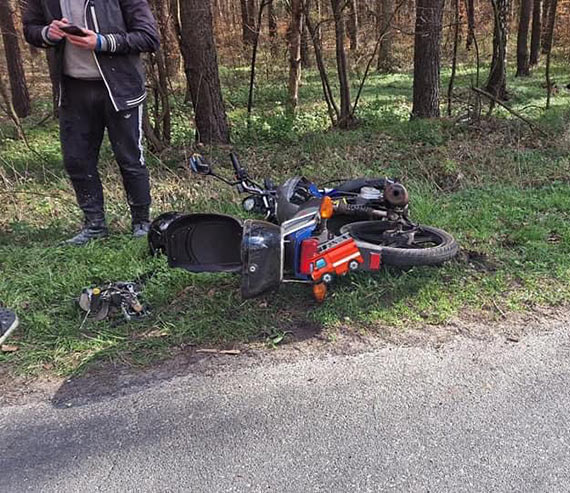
[412,0,444,118]
[288,0,303,112]
[148,0,180,78]
[529,0,541,65]
[144,49,171,150]
[486,0,510,100]
[542,0,557,54]
[0,75,24,139]
[304,0,340,125]
[301,22,312,67]
[447,0,460,116]
[377,0,395,70]
[247,0,256,43]
[268,0,277,38]
[246,0,268,121]
[540,0,550,54]
[331,0,354,127]
[179,0,230,144]
[240,0,256,45]
[0,0,30,118]
[46,50,59,117]
[347,0,359,51]
[516,0,532,76]
[466,0,476,50]
[357,0,367,24]
[240,0,249,44]
[543,0,558,108]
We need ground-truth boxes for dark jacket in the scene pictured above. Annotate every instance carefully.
[23,0,160,112]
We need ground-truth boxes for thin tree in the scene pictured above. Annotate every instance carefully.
[300,22,312,67]
[412,0,445,118]
[516,0,532,76]
[466,0,476,50]
[447,0,460,116]
[268,0,278,38]
[331,0,355,127]
[377,0,395,71]
[304,0,340,125]
[143,49,171,151]
[305,0,404,126]
[347,0,359,51]
[45,50,59,117]
[179,0,230,144]
[543,0,558,109]
[267,0,278,55]
[540,0,551,54]
[0,74,24,139]
[247,0,256,43]
[0,0,30,118]
[529,0,541,65]
[247,0,271,122]
[240,0,256,45]
[149,0,180,77]
[485,0,510,100]
[288,0,304,112]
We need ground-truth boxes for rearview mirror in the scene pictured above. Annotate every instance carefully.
[189,155,212,175]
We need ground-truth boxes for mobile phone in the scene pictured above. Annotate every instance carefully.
[61,25,88,37]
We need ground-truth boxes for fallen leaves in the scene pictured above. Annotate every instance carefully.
[1,344,19,353]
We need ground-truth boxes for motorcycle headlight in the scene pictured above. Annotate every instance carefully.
[243,196,257,212]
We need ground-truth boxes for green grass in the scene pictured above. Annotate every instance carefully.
[1,56,569,377]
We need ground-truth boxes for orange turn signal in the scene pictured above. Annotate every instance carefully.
[320,196,334,219]
[312,282,327,303]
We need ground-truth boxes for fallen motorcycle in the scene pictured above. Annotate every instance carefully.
[149,153,459,301]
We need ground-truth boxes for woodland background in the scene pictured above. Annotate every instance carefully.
[0,0,569,142]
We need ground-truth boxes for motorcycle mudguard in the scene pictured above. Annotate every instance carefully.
[241,220,283,299]
[166,214,243,273]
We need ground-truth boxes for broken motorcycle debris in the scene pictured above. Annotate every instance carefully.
[78,282,148,322]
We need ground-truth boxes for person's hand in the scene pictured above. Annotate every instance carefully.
[47,18,69,42]
[66,29,98,51]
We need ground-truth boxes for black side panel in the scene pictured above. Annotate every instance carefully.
[241,220,283,299]
[166,214,243,273]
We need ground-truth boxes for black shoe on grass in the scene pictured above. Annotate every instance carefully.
[132,222,151,238]
[64,224,109,246]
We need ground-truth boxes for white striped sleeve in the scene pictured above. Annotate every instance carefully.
[41,26,57,46]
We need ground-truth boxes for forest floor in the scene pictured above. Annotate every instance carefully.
[1,61,570,378]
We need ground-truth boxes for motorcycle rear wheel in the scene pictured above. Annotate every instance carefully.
[341,222,459,267]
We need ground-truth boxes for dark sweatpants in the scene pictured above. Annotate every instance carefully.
[59,76,151,225]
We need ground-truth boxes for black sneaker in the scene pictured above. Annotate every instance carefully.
[0,308,19,346]
[132,222,151,238]
[64,224,109,246]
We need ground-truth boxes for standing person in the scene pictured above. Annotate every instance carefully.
[23,0,160,245]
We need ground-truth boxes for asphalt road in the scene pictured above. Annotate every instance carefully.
[2,323,570,492]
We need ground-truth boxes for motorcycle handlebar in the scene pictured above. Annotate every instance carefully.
[230,152,244,178]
